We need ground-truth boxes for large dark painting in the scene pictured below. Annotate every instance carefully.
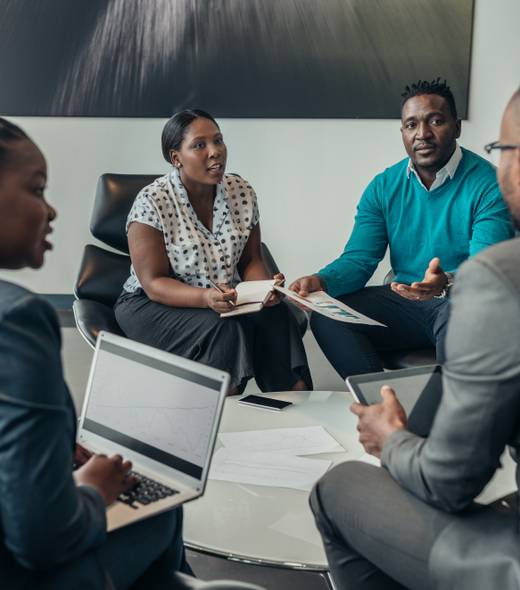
[0,0,474,118]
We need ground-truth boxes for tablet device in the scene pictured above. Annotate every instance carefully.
[346,365,442,437]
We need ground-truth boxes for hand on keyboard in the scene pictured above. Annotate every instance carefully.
[118,472,178,509]
[75,454,138,506]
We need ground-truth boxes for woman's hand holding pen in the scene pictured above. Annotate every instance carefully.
[205,282,237,313]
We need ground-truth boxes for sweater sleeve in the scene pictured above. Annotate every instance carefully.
[317,178,388,297]
[0,295,107,570]
[469,182,514,256]
[381,257,520,512]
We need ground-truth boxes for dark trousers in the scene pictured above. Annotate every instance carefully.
[24,509,187,590]
[310,286,450,378]
[115,290,311,392]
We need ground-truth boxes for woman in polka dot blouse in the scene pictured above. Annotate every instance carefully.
[114,109,312,394]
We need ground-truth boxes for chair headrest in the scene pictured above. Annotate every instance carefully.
[91,173,161,252]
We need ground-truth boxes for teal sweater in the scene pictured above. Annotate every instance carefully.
[318,148,514,297]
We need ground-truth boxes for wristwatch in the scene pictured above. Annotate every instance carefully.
[434,272,455,299]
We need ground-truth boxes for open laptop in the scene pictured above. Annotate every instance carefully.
[77,331,229,531]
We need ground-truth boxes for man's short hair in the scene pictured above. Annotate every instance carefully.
[401,78,458,119]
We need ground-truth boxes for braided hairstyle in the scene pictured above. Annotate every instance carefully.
[0,117,29,171]
[401,78,458,119]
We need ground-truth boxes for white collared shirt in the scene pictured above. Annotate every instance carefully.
[407,143,462,191]
[123,168,259,292]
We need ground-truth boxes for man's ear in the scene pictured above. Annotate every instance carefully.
[455,119,462,139]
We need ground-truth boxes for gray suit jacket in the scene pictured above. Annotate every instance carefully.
[382,237,520,589]
[0,281,107,589]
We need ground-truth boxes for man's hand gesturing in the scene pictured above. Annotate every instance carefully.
[391,257,448,301]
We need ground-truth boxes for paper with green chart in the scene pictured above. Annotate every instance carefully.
[275,286,386,326]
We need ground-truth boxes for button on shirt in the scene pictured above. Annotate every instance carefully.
[123,169,260,292]
[407,143,463,191]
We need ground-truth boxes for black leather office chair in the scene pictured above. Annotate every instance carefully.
[74,173,307,347]
[378,270,436,369]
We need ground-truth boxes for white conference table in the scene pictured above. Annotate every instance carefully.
[184,390,363,571]
[184,388,517,575]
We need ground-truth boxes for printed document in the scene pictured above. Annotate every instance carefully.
[275,286,386,326]
[219,425,344,456]
[209,448,331,492]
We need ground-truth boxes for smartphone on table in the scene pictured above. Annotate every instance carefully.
[238,394,293,411]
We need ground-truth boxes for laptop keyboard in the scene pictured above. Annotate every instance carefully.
[118,472,178,509]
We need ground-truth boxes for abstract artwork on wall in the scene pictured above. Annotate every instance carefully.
[0,0,474,118]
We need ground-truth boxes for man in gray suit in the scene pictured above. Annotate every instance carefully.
[310,87,520,590]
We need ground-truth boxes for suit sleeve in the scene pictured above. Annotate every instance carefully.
[317,178,388,297]
[381,257,520,512]
[0,295,107,570]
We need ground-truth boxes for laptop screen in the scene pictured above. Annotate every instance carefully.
[82,339,224,481]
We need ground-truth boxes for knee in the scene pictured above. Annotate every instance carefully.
[310,311,356,344]
[310,311,330,338]
[311,461,381,524]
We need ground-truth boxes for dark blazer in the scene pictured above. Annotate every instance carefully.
[0,281,107,589]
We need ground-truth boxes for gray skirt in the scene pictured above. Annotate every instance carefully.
[114,289,312,392]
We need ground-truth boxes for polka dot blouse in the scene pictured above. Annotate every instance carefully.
[123,168,260,293]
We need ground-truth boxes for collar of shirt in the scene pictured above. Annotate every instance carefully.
[169,167,229,237]
[406,143,462,191]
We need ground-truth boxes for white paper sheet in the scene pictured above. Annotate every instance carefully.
[219,425,344,456]
[209,448,332,492]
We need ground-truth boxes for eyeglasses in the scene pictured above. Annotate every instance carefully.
[484,141,520,154]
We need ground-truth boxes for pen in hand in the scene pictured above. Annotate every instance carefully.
[208,279,236,307]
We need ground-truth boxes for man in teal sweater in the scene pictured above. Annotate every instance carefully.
[290,79,513,378]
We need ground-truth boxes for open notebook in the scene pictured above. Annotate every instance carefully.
[221,281,384,326]
[220,279,276,317]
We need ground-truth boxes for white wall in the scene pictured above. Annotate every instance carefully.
[2,0,519,293]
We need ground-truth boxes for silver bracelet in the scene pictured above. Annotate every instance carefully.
[434,272,455,299]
